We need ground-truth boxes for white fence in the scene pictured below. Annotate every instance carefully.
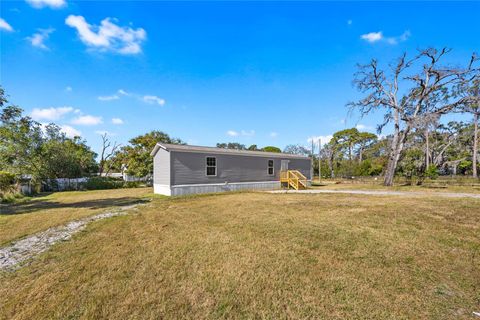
[42,177,89,192]
[16,173,151,194]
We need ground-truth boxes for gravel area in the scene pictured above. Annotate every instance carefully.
[0,204,140,272]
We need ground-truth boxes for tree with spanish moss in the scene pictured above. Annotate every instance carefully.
[349,48,479,186]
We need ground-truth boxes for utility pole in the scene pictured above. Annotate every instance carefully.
[311,140,315,182]
[318,138,321,183]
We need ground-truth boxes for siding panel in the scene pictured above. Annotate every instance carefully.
[153,148,170,185]
[171,151,311,186]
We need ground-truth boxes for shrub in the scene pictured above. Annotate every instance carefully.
[0,192,24,204]
[123,181,142,188]
[368,164,384,176]
[425,165,439,180]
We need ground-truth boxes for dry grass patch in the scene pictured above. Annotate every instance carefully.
[1,192,479,319]
[0,188,150,245]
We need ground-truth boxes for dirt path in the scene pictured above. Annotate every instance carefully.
[0,204,140,272]
[269,189,480,199]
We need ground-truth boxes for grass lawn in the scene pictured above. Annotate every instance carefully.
[1,189,479,319]
[311,180,480,194]
[0,188,151,246]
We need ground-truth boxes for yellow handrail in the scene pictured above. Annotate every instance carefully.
[280,170,307,190]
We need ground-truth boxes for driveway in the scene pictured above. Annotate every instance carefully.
[269,189,480,199]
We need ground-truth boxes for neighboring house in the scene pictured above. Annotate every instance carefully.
[150,143,312,196]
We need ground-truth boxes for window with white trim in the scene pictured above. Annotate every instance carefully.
[206,157,217,176]
[268,159,274,175]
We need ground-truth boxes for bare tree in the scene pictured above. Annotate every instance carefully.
[474,104,480,178]
[321,143,335,178]
[431,124,457,167]
[412,113,439,169]
[98,133,121,176]
[349,48,478,186]
[459,79,480,178]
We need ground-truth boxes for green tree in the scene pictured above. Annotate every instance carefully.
[398,148,425,183]
[331,128,360,161]
[115,130,184,177]
[283,144,310,156]
[1,88,98,181]
[0,87,44,179]
[356,132,377,163]
[216,142,246,150]
[0,171,16,196]
[262,146,281,153]
[39,124,97,178]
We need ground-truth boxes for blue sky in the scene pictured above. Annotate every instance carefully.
[1,1,479,155]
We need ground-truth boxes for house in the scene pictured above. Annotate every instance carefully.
[150,143,312,196]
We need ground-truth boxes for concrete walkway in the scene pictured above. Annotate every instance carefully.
[269,189,480,199]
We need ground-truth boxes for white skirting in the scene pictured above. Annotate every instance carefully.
[153,184,172,196]
[154,181,281,196]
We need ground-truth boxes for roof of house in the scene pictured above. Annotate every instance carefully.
[150,143,311,160]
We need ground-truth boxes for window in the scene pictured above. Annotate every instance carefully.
[268,159,274,175]
[206,157,217,176]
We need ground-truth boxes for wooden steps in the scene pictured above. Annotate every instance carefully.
[280,170,308,190]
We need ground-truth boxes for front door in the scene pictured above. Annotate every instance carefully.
[281,160,289,171]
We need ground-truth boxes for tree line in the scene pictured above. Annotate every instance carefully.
[1,47,478,190]
[288,121,478,183]
[347,47,479,185]
[0,88,97,183]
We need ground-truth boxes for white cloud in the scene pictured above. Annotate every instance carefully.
[27,28,54,50]
[60,125,81,138]
[98,95,119,101]
[361,31,383,43]
[308,135,333,145]
[142,95,165,106]
[361,30,410,45]
[111,118,124,125]
[71,115,103,126]
[100,89,166,106]
[227,130,255,137]
[31,106,74,121]
[26,0,66,9]
[65,86,72,92]
[269,132,278,138]
[0,18,13,32]
[385,30,411,45]
[241,130,255,137]
[27,28,55,50]
[356,124,374,131]
[65,15,146,55]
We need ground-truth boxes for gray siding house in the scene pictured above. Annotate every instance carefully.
[151,143,312,196]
